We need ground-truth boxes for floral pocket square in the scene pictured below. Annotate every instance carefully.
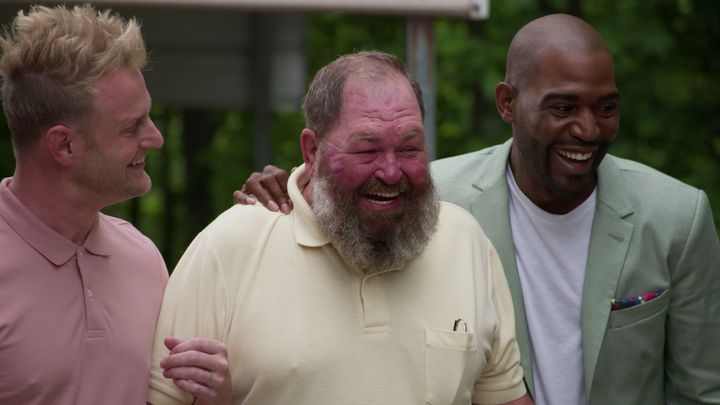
[611,289,666,311]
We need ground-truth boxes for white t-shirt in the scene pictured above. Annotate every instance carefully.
[506,168,596,405]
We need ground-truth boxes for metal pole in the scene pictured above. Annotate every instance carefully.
[406,17,436,160]
[251,13,273,170]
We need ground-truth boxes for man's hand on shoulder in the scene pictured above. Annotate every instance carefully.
[232,165,293,214]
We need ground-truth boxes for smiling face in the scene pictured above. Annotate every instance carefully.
[308,73,430,235]
[71,68,164,206]
[305,72,439,273]
[504,48,620,213]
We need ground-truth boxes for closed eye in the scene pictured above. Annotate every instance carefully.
[596,103,619,117]
[551,104,574,117]
[399,146,422,157]
[123,117,146,136]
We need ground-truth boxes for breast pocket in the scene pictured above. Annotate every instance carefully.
[608,289,669,329]
[425,327,480,405]
[592,289,669,404]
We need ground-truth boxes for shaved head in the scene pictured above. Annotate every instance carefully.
[496,13,620,214]
[506,14,611,89]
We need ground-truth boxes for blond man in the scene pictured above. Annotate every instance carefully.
[0,5,229,404]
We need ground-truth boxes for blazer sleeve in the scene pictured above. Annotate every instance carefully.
[665,190,720,403]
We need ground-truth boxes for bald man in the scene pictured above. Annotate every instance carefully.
[435,14,720,405]
[433,14,720,404]
[234,14,720,405]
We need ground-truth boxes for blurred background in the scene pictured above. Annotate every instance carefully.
[1,0,718,269]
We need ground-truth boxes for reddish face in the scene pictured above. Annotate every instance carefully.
[72,68,164,206]
[305,74,428,235]
[504,49,620,213]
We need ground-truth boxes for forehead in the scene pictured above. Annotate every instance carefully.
[343,73,418,109]
[91,68,151,122]
[530,49,618,98]
[330,74,423,136]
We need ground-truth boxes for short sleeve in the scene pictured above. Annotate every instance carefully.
[472,242,527,404]
[147,231,230,405]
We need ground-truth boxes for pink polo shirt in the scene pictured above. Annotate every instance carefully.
[0,177,168,404]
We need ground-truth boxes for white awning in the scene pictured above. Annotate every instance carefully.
[40,0,489,20]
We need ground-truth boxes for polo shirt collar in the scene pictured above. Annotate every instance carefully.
[0,177,111,266]
[286,167,406,277]
[83,214,112,257]
[288,165,330,247]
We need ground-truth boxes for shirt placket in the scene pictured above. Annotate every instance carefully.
[77,247,107,341]
[359,273,390,335]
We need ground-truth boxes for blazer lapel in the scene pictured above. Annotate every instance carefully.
[466,140,536,397]
[461,144,635,398]
[581,156,634,394]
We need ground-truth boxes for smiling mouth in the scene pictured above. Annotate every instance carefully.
[555,148,593,162]
[366,191,401,206]
[128,158,145,167]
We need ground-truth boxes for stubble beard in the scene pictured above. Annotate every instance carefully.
[517,133,606,200]
[311,165,440,275]
[72,140,150,205]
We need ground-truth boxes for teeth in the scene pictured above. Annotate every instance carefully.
[367,191,400,206]
[129,159,144,166]
[557,149,592,161]
[368,198,394,206]
[372,191,400,198]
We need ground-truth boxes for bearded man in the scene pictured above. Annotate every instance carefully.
[148,51,532,405]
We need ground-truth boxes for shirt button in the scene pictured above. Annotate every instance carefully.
[78,249,85,260]
[86,288,93,298]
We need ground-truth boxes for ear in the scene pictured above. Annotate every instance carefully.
[495,82,517,123]
[45,125,79,166]
[300,128,319,174]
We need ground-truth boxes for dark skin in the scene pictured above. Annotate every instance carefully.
[233,165,293,213]
[499,14,620,214]
[234,14,619,218]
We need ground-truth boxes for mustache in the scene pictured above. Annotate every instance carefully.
[358,176,412,195]
[552,139,607,149]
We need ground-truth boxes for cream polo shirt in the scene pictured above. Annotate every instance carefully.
[148,165,525,405]
[0,178,168,405]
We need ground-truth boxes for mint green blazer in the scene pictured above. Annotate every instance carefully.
[431,139,720,404]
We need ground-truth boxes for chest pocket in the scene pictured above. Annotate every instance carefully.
[590,289,670,404]
[608,289,669,329]
[425,327,480,405]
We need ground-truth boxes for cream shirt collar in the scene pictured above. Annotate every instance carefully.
[288,164,330,247]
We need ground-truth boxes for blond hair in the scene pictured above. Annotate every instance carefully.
[0,4,147,151]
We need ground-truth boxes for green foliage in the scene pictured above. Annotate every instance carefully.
[209,110,255,213]
[271,111,305,170]
[306,13,406,73]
